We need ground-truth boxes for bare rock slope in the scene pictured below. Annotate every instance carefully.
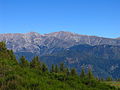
[0,31,120,55]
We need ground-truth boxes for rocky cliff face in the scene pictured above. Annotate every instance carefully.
[0,31,120,56]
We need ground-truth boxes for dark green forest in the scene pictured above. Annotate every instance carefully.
[0,42,119,90]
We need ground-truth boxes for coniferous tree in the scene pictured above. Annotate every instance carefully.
[9,50,18,63]
[30,56,41,69]
[80,67,85,78]
[65,67,70,76]
[0,42,6,51]
[87,67,94,80]
[70,68,77,76]
[51,64,55,73]
[99,78,104,81]
[106,77,112,81]
[0,42,18,64]
[20,56,29,67]
[60,63,64,72]
[42,64,48,72]
[55,65,59,73]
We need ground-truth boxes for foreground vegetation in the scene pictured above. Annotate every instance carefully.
[0,42,119,90]
[105,81,120,89]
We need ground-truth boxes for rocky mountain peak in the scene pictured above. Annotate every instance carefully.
[0,31,120,54]
[25,32,41,36]
[46,31,82,37]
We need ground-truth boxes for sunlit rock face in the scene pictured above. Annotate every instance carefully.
[0,31,120,55]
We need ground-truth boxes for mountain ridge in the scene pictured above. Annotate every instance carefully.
[0,31,120,55]
[0,31,120,78]
[0,31,118,39]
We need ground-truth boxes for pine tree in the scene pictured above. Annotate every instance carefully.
[51,64,55,73]
[70,68,77,76]
[0,42,18,64]
[55,64,59,73]
[106,77,112,81]
[9,50,18,63]
[0,42,6,51]
[99,78,104,81]
[30,56,41,69]
[60,63,64,72]
[42,64,48,72]
[80,67,85,78]
[87,67,94,80]
[65,67,70,76]
[20,56,29,67]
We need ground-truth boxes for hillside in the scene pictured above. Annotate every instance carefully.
[0,42,118,90]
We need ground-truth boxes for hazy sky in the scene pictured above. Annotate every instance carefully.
[0,0,120,38]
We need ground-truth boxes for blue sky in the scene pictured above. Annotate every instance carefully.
[0,0,120,38]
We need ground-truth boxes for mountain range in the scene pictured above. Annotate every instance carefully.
[0,31,120,78]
